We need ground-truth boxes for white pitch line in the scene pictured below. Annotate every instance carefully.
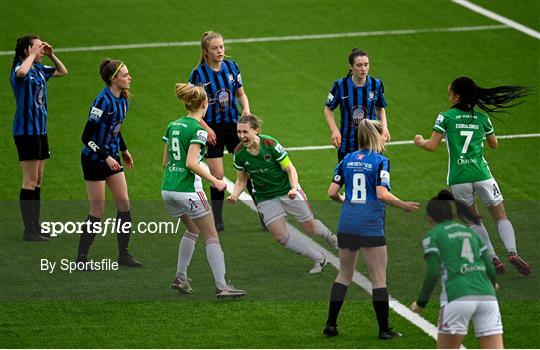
[452,0,540,40]
[285,133,540,152]
[209,166,440,342]
[0,25,508,56]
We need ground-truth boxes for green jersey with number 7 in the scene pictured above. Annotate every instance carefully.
[432,107,494,185]
[161,116,208,192]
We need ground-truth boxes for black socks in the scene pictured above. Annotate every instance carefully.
[210,187,225,225]
[116,210,132,257]
[372,287,389,332]
[19,188,35,234]
[77,215,100,260]
[326,282,349,326]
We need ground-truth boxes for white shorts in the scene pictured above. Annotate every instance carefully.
[256,189,314,226]
[161,190,211,219]
[450,178,503,207]
[438,296,503,337]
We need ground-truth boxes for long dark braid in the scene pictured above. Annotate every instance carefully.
[426,189,481,225]
[451,76,530,114]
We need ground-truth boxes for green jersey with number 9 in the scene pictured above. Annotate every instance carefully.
[423,220,496,304]
[161,117,207,192]
[433,107,494,185]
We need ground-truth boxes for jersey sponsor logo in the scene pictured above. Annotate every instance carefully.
[455,123,479,129]
[89,107,104,121]
[168,165,185,173]
[264,154,272,162]
[356,153,365,160]
[244,161,250,166]
[460,264,486,274]
[196,130,208,142]
[457,157,477,165]
[352,106,366,128]
[346,161,372,169]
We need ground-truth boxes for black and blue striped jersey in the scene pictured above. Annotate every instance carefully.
[81,87,128,161]
[188,59,243,125]
[11,62,56,136]
[325,75,387,154]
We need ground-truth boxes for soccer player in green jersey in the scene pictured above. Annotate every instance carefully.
[414,76,531,276]
[161,83,245,299]
[228,115,338,273]
[410,190,503,349]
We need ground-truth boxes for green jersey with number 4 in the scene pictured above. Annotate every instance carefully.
[233,135,291,203]
[433,107,494,185]
[423,221,496,304]
[161,116,207,192]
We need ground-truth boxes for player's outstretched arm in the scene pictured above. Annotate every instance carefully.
[376,186,419,212]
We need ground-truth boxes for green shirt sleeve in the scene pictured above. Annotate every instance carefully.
[162,123,171,143]
[484,116,495,135]
[432,113,447,134]
[233,153,244,171]
[416,252,441,308]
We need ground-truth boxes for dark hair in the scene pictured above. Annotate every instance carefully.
[12,35,39,67]
[99,58,130,99]
[450,76,529,114]
[346,48,368,78]
[426,190,481,225]
[238,114,262,131]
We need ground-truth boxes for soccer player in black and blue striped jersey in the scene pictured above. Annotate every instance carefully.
[188,31,255,231]
[76,58,141,268]
[324,49,389,162]
[10,35,68,241]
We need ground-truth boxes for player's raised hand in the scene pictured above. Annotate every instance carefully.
[41,42,53,56]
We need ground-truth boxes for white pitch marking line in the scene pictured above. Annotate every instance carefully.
[285,133,540,152]
[452,0,540,40]
[0,25,509,56]
[207,164,441,342]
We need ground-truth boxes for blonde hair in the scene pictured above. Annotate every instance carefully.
[175,83,207,112]
[357,119,385,153]
[199,31,223,65]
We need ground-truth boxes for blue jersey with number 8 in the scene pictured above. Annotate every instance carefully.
[332,149,390,237]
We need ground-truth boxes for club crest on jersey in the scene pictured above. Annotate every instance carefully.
[216,89,230,110]
[352,106,366,128]
[264,154,272,162]
[228,73,234,82]
[368,91,375,100]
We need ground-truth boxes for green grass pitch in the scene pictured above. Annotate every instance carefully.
[1,0,539,348]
